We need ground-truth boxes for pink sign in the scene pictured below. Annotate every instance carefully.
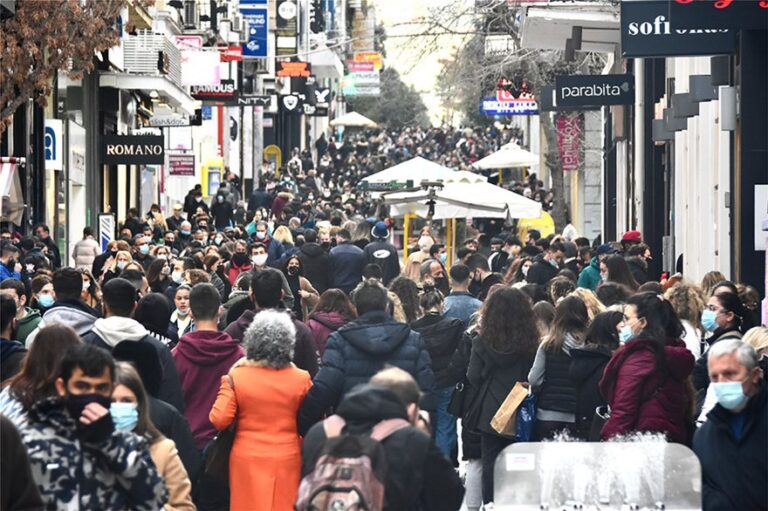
[556,113,583,173]
[168,154,195,176]
[347,61,375,72]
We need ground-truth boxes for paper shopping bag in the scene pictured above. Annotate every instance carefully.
[490,382,530,437]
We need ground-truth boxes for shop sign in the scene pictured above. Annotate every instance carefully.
[102,135,164,165]
[238,95,272,107]
[44,119,63,171]
[555,74,634,107]
[276,0,298,56]
[220,45,243,62]
[668,0,768,31]
[312,87,331,116]
[99,214,115,253]
[149,114,192,127]
[309,0,325,33]
[280,94,304,114]
[168,153,195,176]
[347,61,374,72]
[353,52,383,71]
[621,1,736,57]
[240,1,268,58]
[556,113,584,172]
[191,79,239,105]
[276,61,312,77]
[480,98,539,116]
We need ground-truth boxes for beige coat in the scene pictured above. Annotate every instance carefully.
[298,276,320,319]
[149,438,196,511]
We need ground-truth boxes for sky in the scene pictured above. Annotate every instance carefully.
[374,0,469,125]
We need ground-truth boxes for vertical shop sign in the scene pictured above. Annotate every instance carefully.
[556,113,584,172]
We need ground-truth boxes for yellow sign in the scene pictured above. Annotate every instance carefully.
[353,51,383,71]
[201,158,225,197]
[264,145,282,173]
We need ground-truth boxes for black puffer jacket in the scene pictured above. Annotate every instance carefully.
[298,242,332,293]
[299,310,435,434]
[626,256,650,285]
[569,345,612,439]
[302,385,464,511]
[411,314,465,388]
[466,336,535,436]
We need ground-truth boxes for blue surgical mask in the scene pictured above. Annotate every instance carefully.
[712,380,749,411]
[619,325,634,344]
[701,309,719,332]
[439,253,447,264]
[110,402,139,432]
[38,294,55,308]
[549,258,559,268]
[139,244,150,255]
[180,230,191,236]
[116,261,127,270]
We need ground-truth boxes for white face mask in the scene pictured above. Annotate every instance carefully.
[252,254,268,266]
[83,282,91,291]
[171,271,183,284]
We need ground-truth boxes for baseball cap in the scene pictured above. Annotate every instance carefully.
[597,243,617,256]
[621,230,642,243]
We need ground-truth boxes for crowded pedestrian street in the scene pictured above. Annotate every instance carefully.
[1,0,767,510]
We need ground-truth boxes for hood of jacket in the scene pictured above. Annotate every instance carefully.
[336,384,410,429]
[91,317,149,347]
[175,330,242,365]
[475,335,533,368]
[569,345,613,385]
[338,311,412,355]
[27,396,75,430]
[300,242,326,258]
[40,302,97,335]
[18,307,41,326]
[626,256,648,272]
[308,311,348,331]
[1,339,25,360]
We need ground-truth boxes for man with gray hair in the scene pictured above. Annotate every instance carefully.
[693,339,766,510]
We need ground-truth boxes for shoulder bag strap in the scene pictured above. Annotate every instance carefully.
[370,418,411,441]
[323,414,346,438]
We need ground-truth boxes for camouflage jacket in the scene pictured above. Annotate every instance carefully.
[20,397,168,510]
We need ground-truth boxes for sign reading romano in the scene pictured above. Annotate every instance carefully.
[621,1,736,57]
[102,135,164,165]
[555,74,634,107]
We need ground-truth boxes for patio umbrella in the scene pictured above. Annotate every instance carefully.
[472,142,539,170]
[360,157,458,190]
[329,111,378,128]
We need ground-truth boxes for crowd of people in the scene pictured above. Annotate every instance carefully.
[0,125,766,511]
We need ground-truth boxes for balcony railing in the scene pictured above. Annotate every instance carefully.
[123,31,183,87]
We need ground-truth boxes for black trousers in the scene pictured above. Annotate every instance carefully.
[480,432,515,504]
[532,419,573,441]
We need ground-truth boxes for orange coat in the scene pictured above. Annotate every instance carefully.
[209,361,312,511]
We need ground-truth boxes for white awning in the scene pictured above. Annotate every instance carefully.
[99,72,200,116]
[309,44,344,79]
[520,3,620,53]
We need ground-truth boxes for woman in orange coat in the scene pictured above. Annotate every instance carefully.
[210,310,312,511]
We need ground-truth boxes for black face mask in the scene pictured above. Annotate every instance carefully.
[65,392,114,442]
[232,253,249,266]
[287,267,300,277]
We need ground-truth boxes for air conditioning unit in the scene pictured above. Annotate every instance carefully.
[184,0,198,29]
[231,14,244,34]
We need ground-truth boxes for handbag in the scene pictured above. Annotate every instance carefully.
[588,405,611,442]
[447,380,467,417]
[205,374,236,478]
[460,378,491,433]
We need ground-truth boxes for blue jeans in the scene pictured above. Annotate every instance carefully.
[433,386,458,458]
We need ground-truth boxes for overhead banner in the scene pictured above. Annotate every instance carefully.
[556,113,584,173]
[102,135,164,165]
[276,0,298,56]
[240,0,268,58]
[191,79,239,105]
[480,98,539,116]
[276,61,312,77]
[667,0,768,31]
[621,1,736,57]
[555,74,634,107]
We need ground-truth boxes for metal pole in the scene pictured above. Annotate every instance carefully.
[633,59,645,231]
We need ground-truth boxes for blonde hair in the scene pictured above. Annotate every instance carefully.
[742,327,768,356]
[700,271,727,297]
[115,250,133,263]
[569,288,605,321]
[664,282,705,331]
[272,225,294,245]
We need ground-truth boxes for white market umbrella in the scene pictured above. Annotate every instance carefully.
[382,174,542,220]
[472,142,539,170]
[361,157,458,189]
[329,111,378,128]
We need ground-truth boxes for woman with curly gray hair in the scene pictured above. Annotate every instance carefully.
[209,310,312,511]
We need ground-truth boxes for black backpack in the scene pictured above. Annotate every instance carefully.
[296,415,410,511]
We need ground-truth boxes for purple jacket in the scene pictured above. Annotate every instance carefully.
[172,330,244,449]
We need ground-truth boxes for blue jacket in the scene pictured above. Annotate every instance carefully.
[693,383,767,510]
[0,261,20,282]
[298,310,435,434]
[330,242,366,294]
[444,291,482,327]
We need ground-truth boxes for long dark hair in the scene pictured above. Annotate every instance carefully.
[627,292,684,367]
[389,276,421,324]
[713,291,751,334]
[584,310,624,351]
[543,295,589,353]
[479,287,539,357]
[604,255,639,291]
[145,258,168,285]
[310,289,357,320]
[6,325,81,410]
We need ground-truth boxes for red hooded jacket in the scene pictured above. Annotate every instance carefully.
[599,337,694,444]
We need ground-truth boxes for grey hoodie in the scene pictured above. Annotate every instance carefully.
[90,317,149,347]
[26,306,97,347]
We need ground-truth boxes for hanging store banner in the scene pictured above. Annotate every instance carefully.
[556,113,584,173]
[240,0,269,58]
[280,94,304,115]
[276,61,312,77]
[667,0,768,31]
[480,97,539,116]
[168,154,195,176]
[309,0,325,33]
[180,51,221,86]
[347,61,374,73]
[353,52,383,71]
[191,80,239,105]
[238,95,273,107]
[44,119,63,171]
[276,0,298,56]
[555,74,634,107]
[621,1,736,57]
[102,135,164,165]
